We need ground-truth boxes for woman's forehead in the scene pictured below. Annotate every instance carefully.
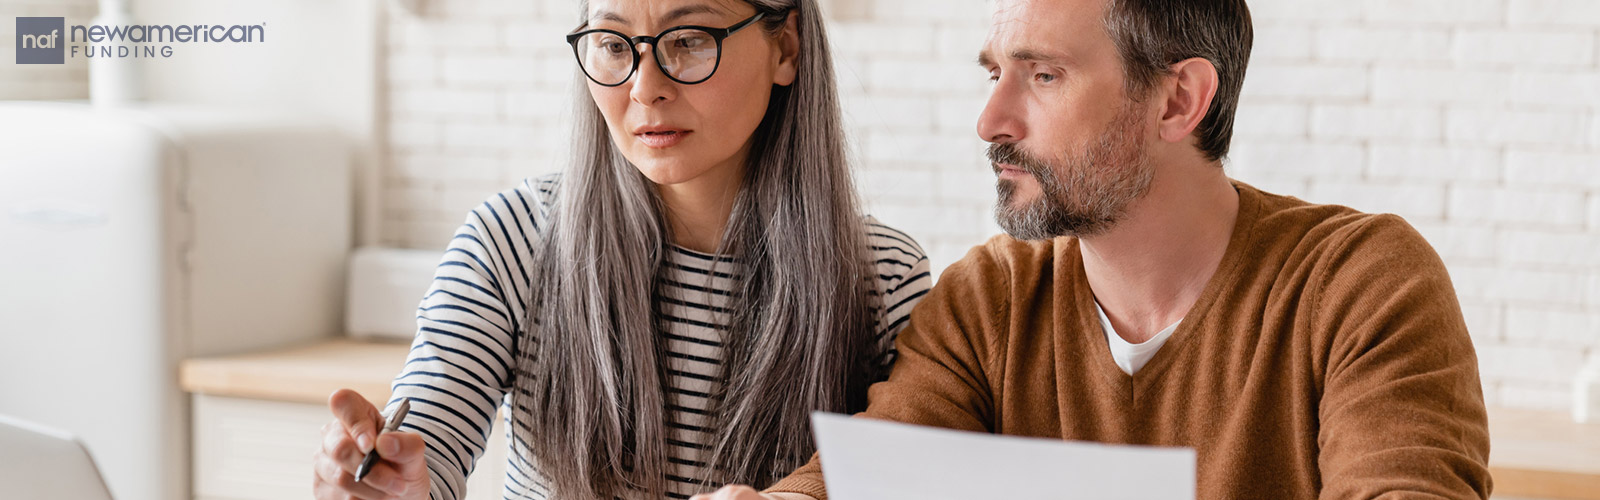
[587,0,750,25]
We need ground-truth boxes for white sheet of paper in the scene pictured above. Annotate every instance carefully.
[811,412,1196,500]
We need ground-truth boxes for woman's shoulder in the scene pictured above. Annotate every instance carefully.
[861,216,930,291]
[510,173,562,215]
[461,173,561,229]
[862,216,927,265]
[446,174,563,266]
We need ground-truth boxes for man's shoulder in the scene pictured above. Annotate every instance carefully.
[925,233,1065,295]
[1241,182,1444,288]
[979,232,1061,260]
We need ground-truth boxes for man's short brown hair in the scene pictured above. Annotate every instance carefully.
[1105,0,1254,162]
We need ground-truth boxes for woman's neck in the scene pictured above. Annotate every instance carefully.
[657,164,744,254]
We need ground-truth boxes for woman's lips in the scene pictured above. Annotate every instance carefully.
[636,130,691,149]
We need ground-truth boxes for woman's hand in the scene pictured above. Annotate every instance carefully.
[691,485,817,500]
[312,388,432,500]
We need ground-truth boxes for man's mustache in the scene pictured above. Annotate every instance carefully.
[986,142,1048,177]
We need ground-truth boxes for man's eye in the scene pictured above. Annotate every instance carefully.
[1034,73,1056,83]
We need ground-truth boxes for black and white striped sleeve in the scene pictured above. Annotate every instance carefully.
[865,217,932,371]
[386,175,557,500]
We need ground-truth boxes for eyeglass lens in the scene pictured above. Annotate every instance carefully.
[574,29,720,85]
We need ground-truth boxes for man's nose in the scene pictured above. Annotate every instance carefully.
[976,77,1026,144]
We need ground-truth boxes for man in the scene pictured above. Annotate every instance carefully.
[696,0,1492,498]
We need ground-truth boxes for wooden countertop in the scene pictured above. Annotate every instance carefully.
[181,340,1600,497]
[179,338,409,407]
[1488,407,1600,499]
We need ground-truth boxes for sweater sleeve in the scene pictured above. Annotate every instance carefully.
[864,219,933,374]
[1311,214,1493,499]
[765,239,1010,499]
[387,177,554,500]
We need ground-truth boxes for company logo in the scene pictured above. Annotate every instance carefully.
[13,16,265,63]
[16,17,65,64]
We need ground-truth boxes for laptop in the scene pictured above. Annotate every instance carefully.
[0,414,116,500]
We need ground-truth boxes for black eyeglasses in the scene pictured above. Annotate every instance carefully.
[565,10,777,87]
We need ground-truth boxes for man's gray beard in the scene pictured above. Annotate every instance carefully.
[991,105,1154,241]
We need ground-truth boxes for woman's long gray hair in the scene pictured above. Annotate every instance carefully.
[510,0,878,498]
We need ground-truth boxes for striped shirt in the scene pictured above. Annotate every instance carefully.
[387,175,932,500]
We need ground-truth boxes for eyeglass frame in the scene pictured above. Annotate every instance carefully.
[564,10,782,87]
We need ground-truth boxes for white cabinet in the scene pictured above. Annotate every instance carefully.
[191,395,510,500]
[181,340,511,500]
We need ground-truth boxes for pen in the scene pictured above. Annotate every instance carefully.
[354,397,410,483]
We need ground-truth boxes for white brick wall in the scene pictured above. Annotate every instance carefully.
[1314,26,1451,62]
[377,0,1600,413]
[1233,0,1600,413]
[378,0,580,248]
[1363,0,1505,25]
[1448,186,1588,227]
[1453,30,1596,67]
[1510,0,1600,26]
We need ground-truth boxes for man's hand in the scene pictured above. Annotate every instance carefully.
[690,485,816,500]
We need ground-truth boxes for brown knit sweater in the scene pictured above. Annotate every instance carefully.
[768,181,1492,499]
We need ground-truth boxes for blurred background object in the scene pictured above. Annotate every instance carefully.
[0,102,352,500]
[0,413,117,500]
[3,1,372,499]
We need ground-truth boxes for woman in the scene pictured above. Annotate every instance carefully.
[311,0,931,499]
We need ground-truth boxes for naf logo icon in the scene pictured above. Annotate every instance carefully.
[16,17,65,64]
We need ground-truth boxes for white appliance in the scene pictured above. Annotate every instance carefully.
[346,246,444,341]
[0,413,116,500]
[0,101,352,500]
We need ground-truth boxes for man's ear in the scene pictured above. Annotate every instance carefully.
[1156,57,1220,145]
[773,12,800,86]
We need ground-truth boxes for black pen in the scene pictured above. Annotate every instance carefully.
[355,397,410,482]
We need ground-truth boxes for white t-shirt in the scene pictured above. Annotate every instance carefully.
[1095,301,1182,375]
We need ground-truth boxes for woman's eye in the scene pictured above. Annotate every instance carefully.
[673,37,703,49]
[595,39,624,56]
